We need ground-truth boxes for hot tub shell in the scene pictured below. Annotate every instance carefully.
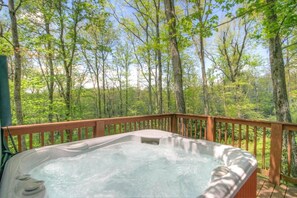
[0,130,257,198]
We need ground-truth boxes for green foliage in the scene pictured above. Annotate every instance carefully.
[1,0,296,125]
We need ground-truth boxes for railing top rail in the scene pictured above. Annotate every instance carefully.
[283,123,297,131]
[175,113,208,120]
[1,114,175,135]
[176,113,297,131]
[214,117,272,128]
[2,113,297,136]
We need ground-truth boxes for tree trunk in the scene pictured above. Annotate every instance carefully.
[166,55,171,112]
[266,0,296,177]
[45,21,54,122]
[102,57,106,117]
[268,37,291,122]
[148,53,153,114]
[95,51,102,118]
[199,34,209,115]
[8,0,26,151]
[145,22,153,115]
[266,0,291,122]
[164,0,186,113]
[155,0,163,114]
[65,68,72,120]
[190,0,210,115]
[125,60,129,115]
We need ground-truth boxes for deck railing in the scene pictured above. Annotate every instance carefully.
[2,113,297,185]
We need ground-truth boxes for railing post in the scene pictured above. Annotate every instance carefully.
[95,120,105,137]
[269,123,283,185]
[171,114,177,133]
[206,116,215,142]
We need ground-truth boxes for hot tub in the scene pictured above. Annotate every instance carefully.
[0,130,257,197]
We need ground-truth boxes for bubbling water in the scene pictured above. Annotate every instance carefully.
[30,142,222,198]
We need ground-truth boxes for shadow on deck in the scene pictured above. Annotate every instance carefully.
[257,176,297,197]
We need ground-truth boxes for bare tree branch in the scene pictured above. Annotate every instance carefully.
[214,2,272,28]
[0,36,14,47]
[0,0,8,8]
[283,41,297,50]
[109,2,145,44]
[15,0,23,12]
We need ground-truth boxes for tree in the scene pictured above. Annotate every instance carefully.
[42,0,55,122]
[207,19,251,83]
[22,0,56,122]
[183,0,218,115]
[55,0,84,120]
[264,0,292,122]
[153,0,163,114]
[8,0,26,151]
[113,42,133,115]
[164,0,186,113]
[229,0,297,176]
[264,0,296,177]
[112,0,154,114]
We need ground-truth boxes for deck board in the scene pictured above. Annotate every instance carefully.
[257,178,266,196]
[285,186,297,198]
[271,184,287,198]
[257,176,297,198]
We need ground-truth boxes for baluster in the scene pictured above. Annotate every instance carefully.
[93,126,96,138]
[288,131,292,176]
[18,135,21,152]
[253,126,257,156]
[150,120,153,129]
[246,125,249,151]
[61,131,64,143]
[41,132,44,146]
[181,118,184,136]
[82,128,85,139]
[204,120,207,139]
[194,120,197,139]
[114,124,116,134]
[262,127,266,169]
[186,119,189,137]
[189,119,192,138]
[159,119,161,130]
[218,122,222,143]
[51,131,54,145]
[232,123,235,146]
[78,128,81,140]
[29,133,33,149]
[69,130,73,142]
[108,125,111,135]
[224,123,228,144]
[239,124,242,148]
[199,120,202,139]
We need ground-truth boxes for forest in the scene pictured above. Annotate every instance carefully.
[0,0,296,126]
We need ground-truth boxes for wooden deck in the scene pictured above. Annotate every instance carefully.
[257,176,297,197]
